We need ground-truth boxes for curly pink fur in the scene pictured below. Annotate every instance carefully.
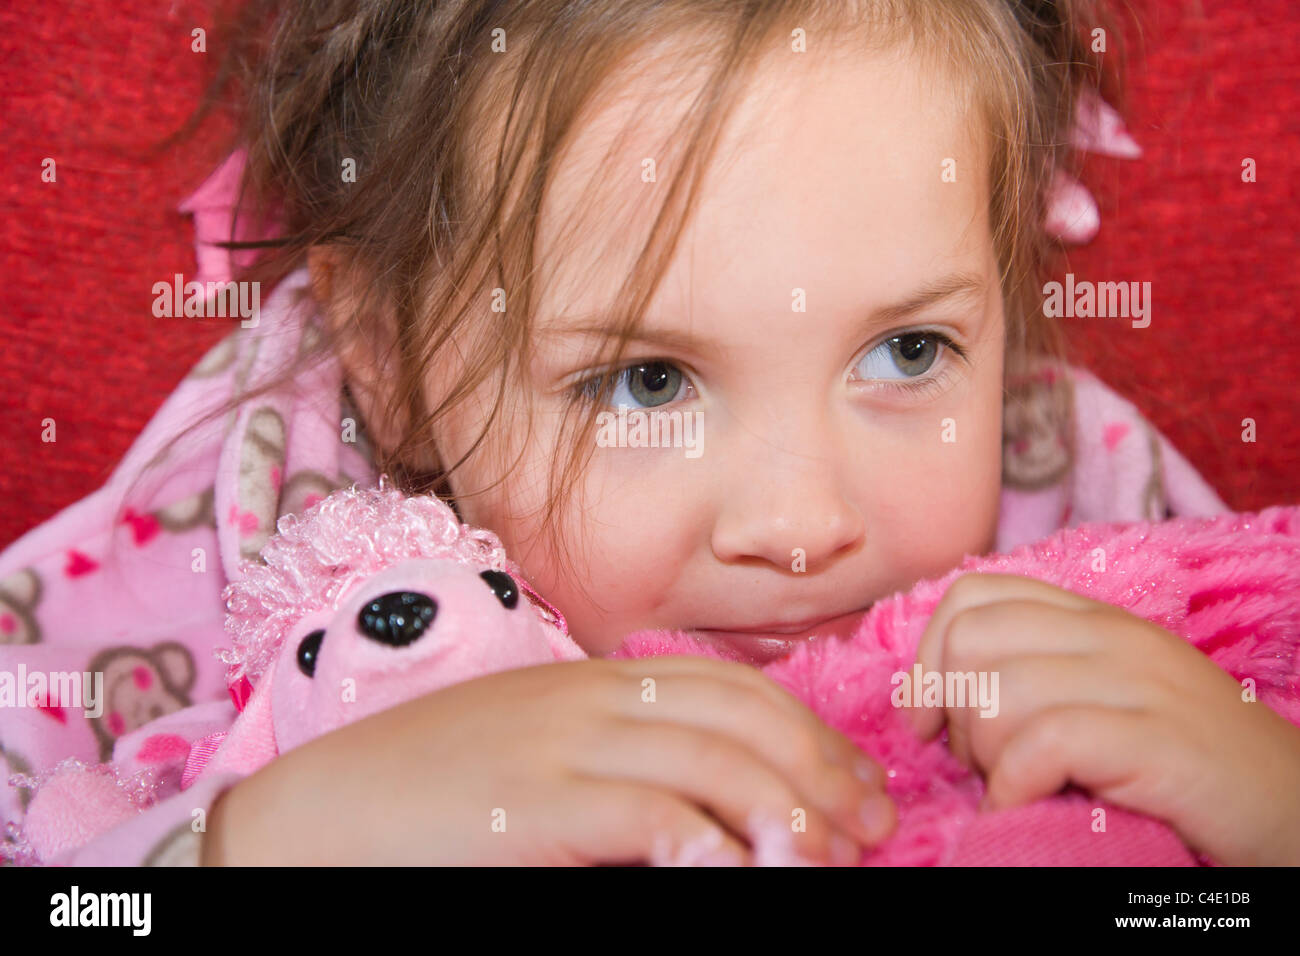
[220,478,522,685]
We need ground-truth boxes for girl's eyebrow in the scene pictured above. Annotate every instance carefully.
[870,271,986,325]
[541,271,987,353]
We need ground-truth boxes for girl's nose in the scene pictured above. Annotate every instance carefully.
[709,442,865,570]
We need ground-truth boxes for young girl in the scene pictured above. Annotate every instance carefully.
[3,0,1298,867]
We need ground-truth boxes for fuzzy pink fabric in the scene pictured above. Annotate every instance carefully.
[613,506,1300,865]
[13,760,153,862]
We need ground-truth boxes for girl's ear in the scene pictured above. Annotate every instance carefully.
[306,244,412,460]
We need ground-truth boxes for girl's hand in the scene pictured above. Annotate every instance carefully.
[201,656,896,866]
[910,573,1300,866]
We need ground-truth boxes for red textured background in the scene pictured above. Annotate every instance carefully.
[1,0,1298,550]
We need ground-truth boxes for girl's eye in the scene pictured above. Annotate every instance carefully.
[852,331,953,381]
[576,360,690,409]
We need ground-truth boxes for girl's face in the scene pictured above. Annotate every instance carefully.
[437,43,1005,662]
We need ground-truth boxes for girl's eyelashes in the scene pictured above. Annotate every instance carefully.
[848,329,968,393]
[571,360,695,410]
[568,328,969,409]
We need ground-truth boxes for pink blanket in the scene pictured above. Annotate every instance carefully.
[615,506,1300,865]
[0,152,1235,866]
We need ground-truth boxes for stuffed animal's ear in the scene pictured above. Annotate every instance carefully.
[200,658,281,779]
[515,575,585,661]
[542,619,586,662]
[516,591,585,661]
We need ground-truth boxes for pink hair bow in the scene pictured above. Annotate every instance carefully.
[178,147,280,285]
[1045,90,1142,245]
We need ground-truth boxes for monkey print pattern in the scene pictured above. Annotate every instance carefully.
[0,745,33,814]
[1002,383,1073,491]
[0,569,42,645]
[153,486,217,534]
[1140,425,1174,521]
[0,746,33,863]
[236,406,287,561]
[277,470,343,522]
[184,334,239,381]
[86,643,196,761]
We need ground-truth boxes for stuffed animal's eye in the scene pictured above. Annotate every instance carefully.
[297,629,325,677]
[480,569,519,609]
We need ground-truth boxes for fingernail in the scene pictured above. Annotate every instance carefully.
[829,833,860,867]
[859,793,896,842]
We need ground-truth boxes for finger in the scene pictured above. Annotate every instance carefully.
[570,718,866,865]
[911,578,1099,740]
[604,663,895,846]
[947,651,1139,771]
[611,655,886,786]
[562,778,755,866]
[941,572,1104,614]
[917,573,1097,686]
[932,598,1114,765]
[982,704,1149,811]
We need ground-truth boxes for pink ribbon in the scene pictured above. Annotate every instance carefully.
[180,731,229,790]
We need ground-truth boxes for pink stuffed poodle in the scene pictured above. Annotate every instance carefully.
[188,481,586,782]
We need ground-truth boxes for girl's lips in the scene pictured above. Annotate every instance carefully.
[688,607,871,666]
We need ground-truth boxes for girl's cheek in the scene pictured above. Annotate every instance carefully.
[861,379,1003,566]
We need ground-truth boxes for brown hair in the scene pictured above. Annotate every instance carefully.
[159,0,1126,589]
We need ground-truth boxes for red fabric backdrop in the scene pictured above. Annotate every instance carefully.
[2,0,1297,549]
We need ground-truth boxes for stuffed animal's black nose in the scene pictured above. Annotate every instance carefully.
[358,591,437,646]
